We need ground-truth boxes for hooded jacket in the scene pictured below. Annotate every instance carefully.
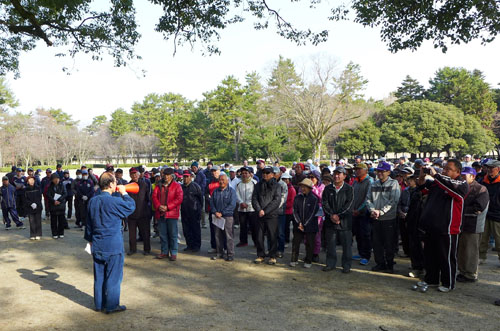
[462,180,489,233]
[366,177,401,221]
[482,174,500,222]
[251,177,281,218]
[1,184,16,209]
[293,191,319,233]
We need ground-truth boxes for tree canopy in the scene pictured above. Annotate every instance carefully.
[2,1,499,75]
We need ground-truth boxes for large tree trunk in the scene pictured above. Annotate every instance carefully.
[312,138,323,162]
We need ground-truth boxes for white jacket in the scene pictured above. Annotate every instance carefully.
[236,179,257,212]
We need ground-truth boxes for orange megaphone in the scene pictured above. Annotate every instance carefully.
[116,182,140,194]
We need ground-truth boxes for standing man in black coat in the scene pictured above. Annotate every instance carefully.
[322,167,354,273]
[252,166,282,265]
[181,170,203,252]
[126,167,150,256]
[47,174,67,239]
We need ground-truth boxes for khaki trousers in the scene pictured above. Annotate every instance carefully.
[458,232,481,280]
[479,219,500,260]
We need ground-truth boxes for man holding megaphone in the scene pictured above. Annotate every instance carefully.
[85,173,136,314]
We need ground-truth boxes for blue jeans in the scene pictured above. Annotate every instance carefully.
[278,214,286,252]
[159,218,178,256]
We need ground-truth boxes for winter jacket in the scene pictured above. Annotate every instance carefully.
[236,179,256,212]
[152,180,183,219]
[41,176,51,196]
[193,169,206,194]
[397,186,412,217]
[462,180,489,233]
[481,174,500,222]
[285,183,297,215]
[47,182,67,215]
[419,174,468,235]
[75,179,95,200]
[251,178,282,218]
[353,175,372,214]
[181,181,203,216]
[322,183,354,231]
[62,177,74,197]
[367,177,401,221]
[13,176,26,197]
[406,187,423,231]
[1,184,17,209]
[205,179,220,213]
[229,177,241,191]
[23,184,43,214]
[210,186,237,217]
[292,192,319,233]
[128,179,150,219]
[277,179,288,215]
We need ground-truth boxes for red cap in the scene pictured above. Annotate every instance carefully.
[129,167,138,174]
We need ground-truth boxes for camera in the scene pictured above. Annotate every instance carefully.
[423,167,431,174]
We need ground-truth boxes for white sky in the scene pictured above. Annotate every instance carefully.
[4,0,500,127]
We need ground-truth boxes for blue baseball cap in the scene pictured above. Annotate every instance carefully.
[461,167,477,176]
[376,161,391,172]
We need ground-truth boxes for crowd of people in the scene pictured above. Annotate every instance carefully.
[1,155,500,306]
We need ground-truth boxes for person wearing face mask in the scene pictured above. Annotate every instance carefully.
[72,169,83,227]
[75,169,95,229]
[62,170,74,224]
[47,174,68,239]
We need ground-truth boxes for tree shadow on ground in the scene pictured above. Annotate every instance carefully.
[17,266,94,311]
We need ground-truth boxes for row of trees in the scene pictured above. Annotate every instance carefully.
[1,56,372,166]
[2,63,499,167]
[334,67,500,158]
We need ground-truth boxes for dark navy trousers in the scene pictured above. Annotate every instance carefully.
[93,252,124,311]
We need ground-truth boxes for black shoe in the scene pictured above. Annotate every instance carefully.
[191,248,200,253]
[183,247,192,252]
[312,255,320,263]
[277,251,283,258]
[322,266,335,272]
[385,267,394,274]
[342,269,351,274]
[494,299,500,306]
[457,274,477,283]
[225,256,234,262]
[371,264,387,272]
[64,226,70,230]
[105,305,126,314]
[143,251,151,256]
[127,251,136,256]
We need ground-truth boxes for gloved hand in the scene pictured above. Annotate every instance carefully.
[82,195,88,201]
[31,203,37,210]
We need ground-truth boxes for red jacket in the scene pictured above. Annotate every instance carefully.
[152,180,183,219]
[285,183,296,215]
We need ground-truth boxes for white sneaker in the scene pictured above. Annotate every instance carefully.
[53,236,58,239]
[304,263,312,269]
[289,261,297,267]
[30,237,35,240]
[234,224,239,229]
[35,236,41,240]
[59,235,64,238]
[438,286,451,293]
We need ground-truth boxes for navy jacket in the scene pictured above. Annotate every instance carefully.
[47,182,67,215]
[62,177,74,197]
[23,184,43,214]
[75,179,95,200]
[194,169,206,194]
[1,184,17,209]
[13,176,27,197]
[85,192,136,255]
[210,186,237,217]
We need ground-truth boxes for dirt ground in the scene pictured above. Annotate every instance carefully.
[1,215,499,331]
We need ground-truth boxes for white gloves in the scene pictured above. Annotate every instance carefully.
[31,203,37,210]
[82,196,88,201]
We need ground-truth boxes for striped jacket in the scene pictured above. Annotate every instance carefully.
[419,174,469,235]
